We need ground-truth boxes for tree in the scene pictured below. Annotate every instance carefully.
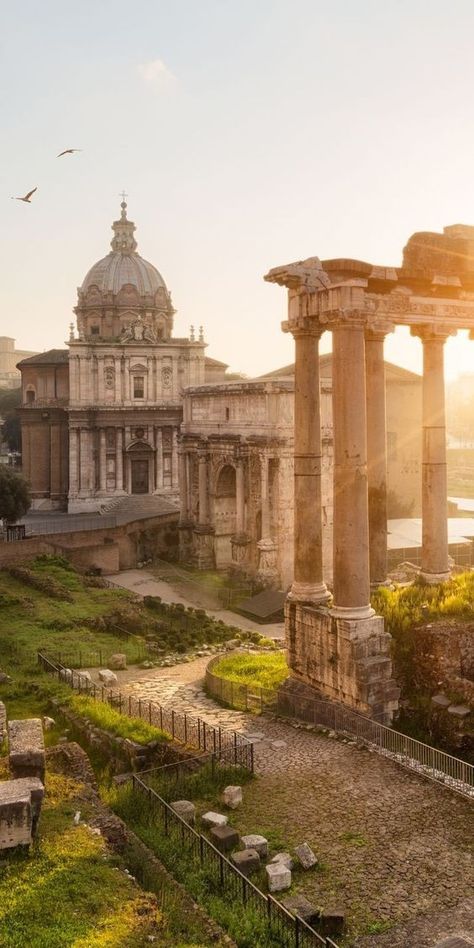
[0,387,22,453]
[0,466,31,524]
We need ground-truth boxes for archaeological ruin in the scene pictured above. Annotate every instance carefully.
[265,223,474,721]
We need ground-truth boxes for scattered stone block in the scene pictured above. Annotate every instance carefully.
[270,851,294,870]
[222,785,242,809]
[320,909,346,937]
[42,716,55,731]
[78,670,92,683]
[294,842,318,869]
[271,740,287,748]
[8,718,45,783]
[431,693,451,709]
[170,800,196,825]
[0,672,12,685]
[0,777,44,849]
[0,701,6,742]
[60,668,73,682]
[447,704,471,719]
[241,834,268,857]
[281,894,320,926]
[201,811,228,828]
[98,669,118,687]
[109,653,127,671]
[231,848,260,876]
[266,862,291,892]
[210,824,240,852]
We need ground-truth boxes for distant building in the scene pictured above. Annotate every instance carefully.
[17,201,228,511]
[0,337,38,389]
[179,357,422,588]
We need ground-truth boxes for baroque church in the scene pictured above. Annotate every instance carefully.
[18,201,228,513]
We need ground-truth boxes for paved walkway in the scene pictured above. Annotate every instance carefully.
[105,567,285,639]
[101,656,474,948]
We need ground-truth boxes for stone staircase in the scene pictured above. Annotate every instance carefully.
[99,494,179,524]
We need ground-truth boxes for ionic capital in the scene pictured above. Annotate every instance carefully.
[365,318,395,342]
[290,318,325,340]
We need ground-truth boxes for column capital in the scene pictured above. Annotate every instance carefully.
[365,319,395,342]
[288,318,326,340]
[410,323,456,342]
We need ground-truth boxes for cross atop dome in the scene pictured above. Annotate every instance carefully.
[119,191,128,221]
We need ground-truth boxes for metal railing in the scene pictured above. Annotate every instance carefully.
[205,664,474,801]
[132,771,339,948]
[37,650,254,772]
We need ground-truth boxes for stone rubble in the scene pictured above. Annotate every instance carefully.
[222,785,243,809]
[294,842,318,869]
[265,861,292,892]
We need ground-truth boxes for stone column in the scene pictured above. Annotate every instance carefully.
[114,357,122,403]
[198,451,209,525]
[331,324,374,618]
[257,450,279,586]
[116,428,124,491]
[411,326,451,582]
[260,451,271,539]
[179,450,189,521]
[235,458,245,534]
[79,428,91,494]
[172,427,179,486]
[97,357,105,403]
[69,428,79,497]
[99,429,107,492]
[155,427,163,490]
[365,327,391,587]
[290,327,329,603]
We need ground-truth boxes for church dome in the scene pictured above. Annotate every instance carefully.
[80,199,168,297]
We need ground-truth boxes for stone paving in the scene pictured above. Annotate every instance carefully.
[105,656,474,948]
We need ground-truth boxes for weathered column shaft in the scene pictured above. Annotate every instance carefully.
[235,460,245,534]
[69,428,79,496]
[198,453,208,525]
[332,325,373,617]
[155,427,163,490]
[99,429,107,491]
[260,453,270,539]
[172,427,179,486]
[116,428,124,491]
[179,450,189,521]
[291,329,329,602]
[365,330,388,586]
[416,329,450,580]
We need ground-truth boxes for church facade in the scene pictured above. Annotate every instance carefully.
[18,201,227,512]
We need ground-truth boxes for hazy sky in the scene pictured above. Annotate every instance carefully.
[3,0,474,378]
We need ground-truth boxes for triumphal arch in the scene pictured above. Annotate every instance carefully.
[266,224,474,722]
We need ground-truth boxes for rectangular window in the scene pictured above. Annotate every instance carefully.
[133,376,145,399]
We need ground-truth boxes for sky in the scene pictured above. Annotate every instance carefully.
[3,0,474,378]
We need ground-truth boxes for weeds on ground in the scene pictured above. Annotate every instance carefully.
[70,695,170,746]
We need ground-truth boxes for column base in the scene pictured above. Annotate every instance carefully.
[285,600,400,723]
[192,525,215,570]
[288,581,331,605]
[231,534,251,567]
[257,538,279,588]
[419,569,451,585]
[330,604,375,620]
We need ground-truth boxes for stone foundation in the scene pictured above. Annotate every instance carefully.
[8,718,46,783]
[286,601,400,722]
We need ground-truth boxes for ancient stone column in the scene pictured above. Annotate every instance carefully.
[331,324,374,618]
[97,357,105,403]
[69,428,79,497]
[172,427,179,486]
[155,427,163,491]
[114,357,122,402]
[289,327,329,604]
[365,327,391,587]
[179,449,189,521]
[412,326,451,582]
[79,428,91,494]
[99,429,107,492]
[260,452,271,539]
[235,458,245,534]
[198,451,209,525]
[116,428,124,491]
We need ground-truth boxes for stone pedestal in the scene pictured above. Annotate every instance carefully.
[285,600,399,723]
[193,525,215,569]
[257,538,279,587]
[230,533,251,572]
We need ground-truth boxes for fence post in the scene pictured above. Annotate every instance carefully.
[295,914,300,948]
[211,753,216,778]
[198,718,201,748]
[171,710,175,740]
[203,722,207,751]
[119,694,122,714]
[160,706,163,731]
[138,698,142,719]
[128,695,131,716]
[184,714,188,744]
[149,702,152,725]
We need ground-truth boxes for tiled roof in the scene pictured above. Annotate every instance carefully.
[17,349,69,367]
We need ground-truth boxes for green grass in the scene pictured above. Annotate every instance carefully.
[0,769,160,947]
[210,651,289,691]
[70,695,170,746]
[107,780,295,948]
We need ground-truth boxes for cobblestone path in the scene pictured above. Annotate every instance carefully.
[109,659,474,947]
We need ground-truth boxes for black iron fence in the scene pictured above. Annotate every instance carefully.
[205,662,474,801]
[37,650,254,772]
[132,771,340,948]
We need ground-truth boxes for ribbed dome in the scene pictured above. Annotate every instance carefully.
[81,251,167,296]
[80,200,168,298]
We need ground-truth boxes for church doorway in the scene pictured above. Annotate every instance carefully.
[131,459,149,494]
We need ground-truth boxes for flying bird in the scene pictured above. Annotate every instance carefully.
[57,148,82,157]
[11,187,37,203]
